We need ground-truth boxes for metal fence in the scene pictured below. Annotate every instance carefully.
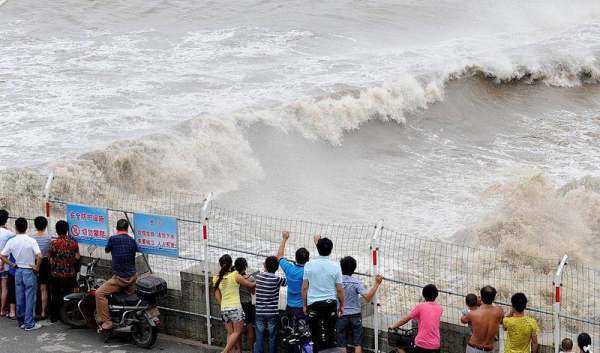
[0,172,598,352]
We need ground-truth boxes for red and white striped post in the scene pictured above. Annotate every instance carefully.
[201,192,213,345]
[553,255,568,353]
[42,172,54,218]
[370,220,384,353]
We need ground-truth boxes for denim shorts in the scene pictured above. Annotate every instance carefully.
[0,271,8,279]
[336,314,364,347]
[221,308,245,324]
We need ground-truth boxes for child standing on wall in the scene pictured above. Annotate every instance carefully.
[214,254,256,353]
[254,256,287,353]
[336,256,383,353]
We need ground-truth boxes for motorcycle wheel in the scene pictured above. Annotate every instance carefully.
[59,300,87,328]
[131,319,158,348]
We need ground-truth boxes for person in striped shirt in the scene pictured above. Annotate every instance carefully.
[254,256,287,353]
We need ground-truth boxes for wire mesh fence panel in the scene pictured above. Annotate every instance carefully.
[207,205,375,274]
[0,170,47,221]
[377,227,559,348]
[46,175,209,330]
[560,262,600,348]
[1,173,599,351]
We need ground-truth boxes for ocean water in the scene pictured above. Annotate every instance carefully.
[2,0,600,262]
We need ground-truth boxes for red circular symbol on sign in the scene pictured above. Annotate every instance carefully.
[71,225,80,236]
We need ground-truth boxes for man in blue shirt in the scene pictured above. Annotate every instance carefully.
[276,231,309,323]
[95,219,138,331]
[302,235,344,353]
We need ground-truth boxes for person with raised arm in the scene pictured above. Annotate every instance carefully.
[276,231,310,324]
[337,256,384,353]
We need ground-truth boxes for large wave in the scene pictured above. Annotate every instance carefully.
[3,57,595,198]
[279,58,600,145]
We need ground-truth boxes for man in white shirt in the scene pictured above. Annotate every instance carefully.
[0,210,15,318]
[0,218,42,331]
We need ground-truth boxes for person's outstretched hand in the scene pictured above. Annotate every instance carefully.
[282,231,290,240]
[313,234,321,244]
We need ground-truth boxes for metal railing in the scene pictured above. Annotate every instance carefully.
[0,172,598,352]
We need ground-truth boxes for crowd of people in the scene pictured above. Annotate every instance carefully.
[0,209,80,331]
[213,231,594,353]
[213,232,378,353]
[0,210,141,333]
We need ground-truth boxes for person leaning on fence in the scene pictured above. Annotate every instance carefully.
[302,235,345,353]
[0,217,42,331]
[32,216,52,321]
[0,209,16,319]
[577,333,593,353]
[48,220,80,323]
[337,256,383,353]
[96,219,138,331]
[503,293,539,353]
[276,230,310,325]
[389,284,443,353]
[235,257,256,353]
[254,256,287,353]
[461,286,504,353]
[213,254,256,353]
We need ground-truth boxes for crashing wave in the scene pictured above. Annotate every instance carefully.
[2,58,599,196]
[276,57,600,145]
[457,174,600,266]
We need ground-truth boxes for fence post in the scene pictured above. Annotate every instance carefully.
[42,172,54,217]
[201,193,213,345]
[370,220,384,353]
[553,255,568,353]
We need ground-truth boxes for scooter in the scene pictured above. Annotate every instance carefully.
[282,315,314,353]
[60,246,166,349]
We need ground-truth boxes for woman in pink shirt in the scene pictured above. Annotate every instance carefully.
[389,284,443,353]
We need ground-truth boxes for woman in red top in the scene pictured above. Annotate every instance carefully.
[48,220,80,323]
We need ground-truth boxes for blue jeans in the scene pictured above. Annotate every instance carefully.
[255,315,278,353]
[15,268,37,329]
[336,314,364,347]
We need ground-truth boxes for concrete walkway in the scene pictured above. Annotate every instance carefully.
[0,317,219,353]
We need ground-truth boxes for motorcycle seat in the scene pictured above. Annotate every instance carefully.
[109,292,140,306]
